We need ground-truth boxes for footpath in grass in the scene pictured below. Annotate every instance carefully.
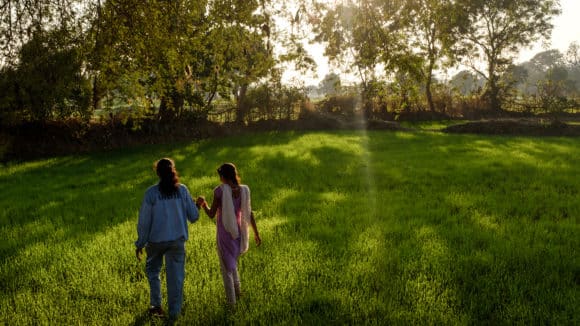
[0,131,578,325]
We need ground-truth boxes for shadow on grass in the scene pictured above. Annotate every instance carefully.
[365,132,580,323]
[0,133,306,296]
[1,130,578,324]
[235,140,377,322]
[241,131,579,323]
[130,310,150,326]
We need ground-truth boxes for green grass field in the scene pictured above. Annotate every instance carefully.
[400,120,467,131]
[1,131,579,325]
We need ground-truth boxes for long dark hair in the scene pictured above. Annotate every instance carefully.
[217,163,240,186]
[156,158,179,195]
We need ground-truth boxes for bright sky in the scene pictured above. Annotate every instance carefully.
[518,0,580,61]
[283,0,580,86]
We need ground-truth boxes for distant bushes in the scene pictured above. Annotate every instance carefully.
[311,82,579,122]
[245,84,308,121]
[316,95,358,117]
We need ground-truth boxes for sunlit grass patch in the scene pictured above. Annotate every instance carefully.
[1,130,578,324]
[401,120,467,131]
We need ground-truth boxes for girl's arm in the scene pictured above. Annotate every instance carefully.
[203,196,219,219]
[250,211,261,246]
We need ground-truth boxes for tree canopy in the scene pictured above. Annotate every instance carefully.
[453,0,561,110]
[0,0,573,125]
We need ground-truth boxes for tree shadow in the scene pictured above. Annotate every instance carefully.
[130,310,150,326]
[361,132,580,323]
[236,131,579,323]
[1,130,578,323]
[1,131,309,323]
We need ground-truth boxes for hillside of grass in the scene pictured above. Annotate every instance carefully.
[1,131,578,325]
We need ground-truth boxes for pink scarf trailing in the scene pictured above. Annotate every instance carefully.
[220,184,252,253]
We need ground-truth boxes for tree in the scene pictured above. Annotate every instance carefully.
[87,0,276,124]
[449,70,484,95]
[206,0,275,124]
[311,0,414,114]
[402,0,458,111]
[0,0,92,122]
[529,49,565,72]
[85,0,211,121]
[4,30,91,122]
[565,42,580,67]
[0,66,21,123]
[455,0,561,111]
[564,42,580,97]
[318,72,341,96]
[0,0,83,67]
[314,1,409,84]
[310,0,468,113]
[536,67,574,118]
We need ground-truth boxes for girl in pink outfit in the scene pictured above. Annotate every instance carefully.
[198,163,261,307]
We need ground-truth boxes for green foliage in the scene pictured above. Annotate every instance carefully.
[0,67,20,124]
[0,30,91,122]
[0,131,578,324]
[449,71,484,96]
[454,0,561,110]
[361,79,394,120]
[310,0,562,113]
[312,0,407,83]
[401,0,459,111]
[0,0,574,123]
[389,71,423,112]
[87,0,210,118]
[317,94,359,117]
[536,68,575,118]
[245,81,307,121]
[0,0,83,66]
[318,72,342,96]
[486,47,580,116]
[85,0,275,123]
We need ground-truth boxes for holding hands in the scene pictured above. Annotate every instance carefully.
[195,193,261,247]
[196,196,207,209]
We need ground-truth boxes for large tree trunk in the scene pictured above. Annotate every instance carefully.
[158,83,184,122]
[204,69,220,113]
[486,59,501,111]
[92,0,103,112]
[425,54,436,112]
[91,75,101,111]
[425,74,435,112]
[171,87,184,118]
[235,83,249,125]
[159,97,170,122]
[486,78,501,111]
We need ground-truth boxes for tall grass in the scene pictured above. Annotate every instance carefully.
[1,131,578,325]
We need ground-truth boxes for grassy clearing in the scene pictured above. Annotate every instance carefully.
[1,131,579,325]
[400,120,467,131]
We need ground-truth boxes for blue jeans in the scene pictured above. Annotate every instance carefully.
[146,239,186,318]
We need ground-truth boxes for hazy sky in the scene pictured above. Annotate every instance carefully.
[519,0,580,61]
[285,0,580,85]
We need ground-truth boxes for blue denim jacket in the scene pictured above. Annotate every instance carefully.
[135,183,199,248]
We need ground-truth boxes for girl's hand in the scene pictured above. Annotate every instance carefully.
[255,234,262,247]
[136,247,143,261]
